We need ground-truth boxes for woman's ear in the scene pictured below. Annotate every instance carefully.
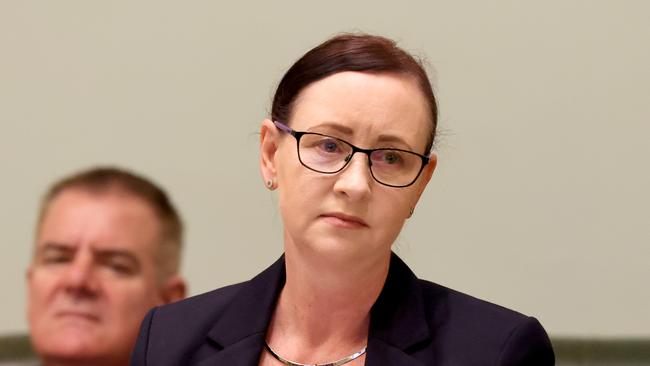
[260,119,280,187]
[410,152,437,215]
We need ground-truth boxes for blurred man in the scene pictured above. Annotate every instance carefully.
[25,167,186,366]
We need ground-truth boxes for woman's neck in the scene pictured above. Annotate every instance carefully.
[265,240,390,360]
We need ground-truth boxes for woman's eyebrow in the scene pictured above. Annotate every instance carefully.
[377,134,413,150]
[308,122,415,150]
[307,122,354,135]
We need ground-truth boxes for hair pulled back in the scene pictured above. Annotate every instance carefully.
[271,33,438,153]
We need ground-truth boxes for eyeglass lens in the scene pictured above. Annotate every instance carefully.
[298,134,423,187]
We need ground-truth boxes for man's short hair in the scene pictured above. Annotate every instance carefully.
[35,166,183,279]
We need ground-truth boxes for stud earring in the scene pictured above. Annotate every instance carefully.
[266,179,276,190]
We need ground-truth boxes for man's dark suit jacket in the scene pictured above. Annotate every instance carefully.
[130,254,554,365]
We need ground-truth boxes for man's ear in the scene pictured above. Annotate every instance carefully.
[260,119,281,186]
[160,275,186,304]
[26,266,33,282]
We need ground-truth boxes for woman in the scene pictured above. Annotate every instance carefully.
[131,34,554,366]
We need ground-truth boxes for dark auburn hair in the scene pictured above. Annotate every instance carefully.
[271,33,438,153]
[36,166,183,279]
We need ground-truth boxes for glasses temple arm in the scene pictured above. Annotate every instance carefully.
[273,120,294,135]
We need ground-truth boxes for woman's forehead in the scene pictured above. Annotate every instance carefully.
[289,71,431,150]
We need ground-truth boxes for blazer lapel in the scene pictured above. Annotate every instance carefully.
[366,253,431,365]
[195,333,265,366]
[365,338,426,366]
[198,256,286,366]
[193,253,430,366]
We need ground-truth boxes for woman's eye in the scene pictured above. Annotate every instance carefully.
[319,139,340,153]
[382,151,402,164]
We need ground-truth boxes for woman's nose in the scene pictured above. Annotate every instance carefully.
[333,153,373,200]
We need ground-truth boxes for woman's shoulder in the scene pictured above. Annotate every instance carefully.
[131,281,248,365]
[131,258,287,366]
[379,254,554,364]
[415,278,554,364]
[145,280,246,341]
[417,278,531,324]
[388,254,544,335]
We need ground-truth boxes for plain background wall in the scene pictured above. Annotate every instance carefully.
[1,1,648,337]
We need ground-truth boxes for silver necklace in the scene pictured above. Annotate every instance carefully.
[264,341,367,366]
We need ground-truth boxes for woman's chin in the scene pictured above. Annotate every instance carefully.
[298,237,382,264]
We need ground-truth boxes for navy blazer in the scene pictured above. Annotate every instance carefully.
[131,254,554,365]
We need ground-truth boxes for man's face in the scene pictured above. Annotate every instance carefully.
[27,188,166,366]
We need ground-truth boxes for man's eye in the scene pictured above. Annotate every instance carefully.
[110,264,131,274]
[104,259,135,275]
[107,263,130,274]
[41,254,72,265]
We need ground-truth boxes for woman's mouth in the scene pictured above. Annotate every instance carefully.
[320,213,368,228]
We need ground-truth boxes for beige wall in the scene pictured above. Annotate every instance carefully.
[1,1,648,337]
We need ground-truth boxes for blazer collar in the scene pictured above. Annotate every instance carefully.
[369,254,430,350]
[365,254,430,365]
[202,253,429,366]
[207,256,285,347]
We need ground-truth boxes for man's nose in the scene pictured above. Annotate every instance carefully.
[333,153,373,200]
[63,252,99,296]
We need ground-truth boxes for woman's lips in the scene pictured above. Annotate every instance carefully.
[320,213,368,228]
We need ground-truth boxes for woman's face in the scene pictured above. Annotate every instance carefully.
[260,71,436,265]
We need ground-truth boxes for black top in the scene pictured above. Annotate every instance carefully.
[130,254,554,365]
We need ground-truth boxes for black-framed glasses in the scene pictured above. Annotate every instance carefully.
[274,121,431,188]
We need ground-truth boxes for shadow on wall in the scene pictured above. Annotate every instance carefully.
[0,334,649,365]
